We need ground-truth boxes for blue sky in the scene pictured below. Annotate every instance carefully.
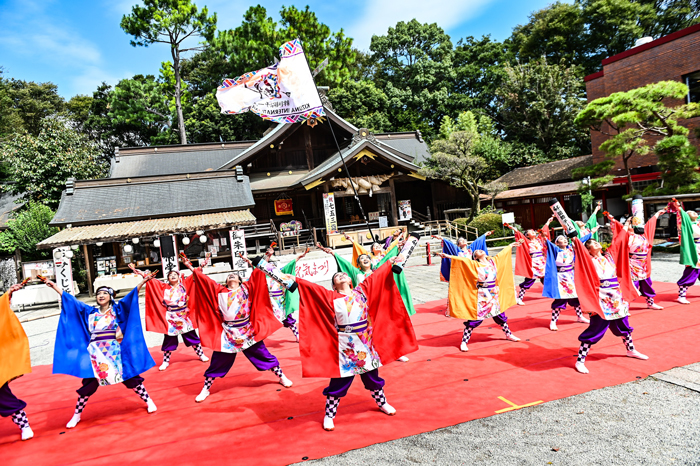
[0,0,562,99]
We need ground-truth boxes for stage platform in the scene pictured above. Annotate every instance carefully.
[1,282,697,465]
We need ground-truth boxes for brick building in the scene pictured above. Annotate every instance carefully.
[584,23,700,191]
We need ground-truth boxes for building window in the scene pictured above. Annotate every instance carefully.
[684,71,700,103]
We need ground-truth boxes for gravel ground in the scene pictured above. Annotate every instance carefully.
[299,377,700,466]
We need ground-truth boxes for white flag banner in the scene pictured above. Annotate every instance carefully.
[216,39,325,124]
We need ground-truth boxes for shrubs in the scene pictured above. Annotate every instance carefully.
[452,212,513,246]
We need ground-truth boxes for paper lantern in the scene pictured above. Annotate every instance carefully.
[95,242,103,247]
[182,237,190,246]
[153,239,161,248]
[132,238,140,244]
[123,244,133,253]
[199,235,208,243]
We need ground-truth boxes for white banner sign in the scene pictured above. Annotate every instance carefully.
[53,247,75,295]
[294,257,337,283]
[159,235,179,277]
[229,229,252,279]
[323,192,338,234]
[501,212,515,225]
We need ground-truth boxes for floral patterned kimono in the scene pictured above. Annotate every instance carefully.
[529,240,546,279]
[591,254,630,320]
[458,247,473,259]
[87,307,124,386]
[266,276,287,322]
[554,247,577,298]
[628,234,651,281]
[335,287,382,377]
[217,285,257,353]
[163,284,195,336]
[475,258,502,320]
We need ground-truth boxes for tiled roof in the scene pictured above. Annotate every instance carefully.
[110,141,255,178]
[375,132,430,164]
[37,210,256,249]
[51,172,255,227]
[490,179,615,201]
[493,155,593,189]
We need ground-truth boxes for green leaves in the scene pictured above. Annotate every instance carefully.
[0,202,59,260]
[0,119,108,209]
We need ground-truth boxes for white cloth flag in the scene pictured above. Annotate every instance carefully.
[216,39,325,124]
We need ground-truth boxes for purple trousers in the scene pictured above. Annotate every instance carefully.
[204,341,279,378]
[323,368,385,398]
[519,278,543,289]
[634,278,656,298]
[551,298,580,310]
[161,330,201,351]
[0,382,26,417]
[77,375,145,397]
[464,313,507,329]
[282,315,296,328]
[677,266,700,286]
[578,314,633,345]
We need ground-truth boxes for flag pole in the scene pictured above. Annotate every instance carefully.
[298,39,377,242]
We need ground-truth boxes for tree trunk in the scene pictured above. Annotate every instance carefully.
[172,47,187,145]
[623,153,633,193]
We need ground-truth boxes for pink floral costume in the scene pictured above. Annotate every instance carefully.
[335,288,382,377]
[86,307,124,386]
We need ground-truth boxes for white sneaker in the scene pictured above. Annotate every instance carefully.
[66,413,81,429]
[159,362,169,371]
[678,297,691,304]
[195,388,210,403]
[199,355,210,362]
[21,427,34,441]
[147,398,157,413]
[648,303,663,310]
[577,316,590,324]
[279,374,293,388]
[627,350,649,360]
[459,342,469,352]
[323,416,335,431]
[506,333,521,342]
[550,322,558,331]
[379,403,397,416]
[516,298,524,306]
[575,361,589,374]
[397,355,409,362]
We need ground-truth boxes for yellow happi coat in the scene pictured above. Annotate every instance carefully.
[447,245,517,320]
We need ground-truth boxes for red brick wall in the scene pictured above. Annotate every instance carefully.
[585,29,700,170]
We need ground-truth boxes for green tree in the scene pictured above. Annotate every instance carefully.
[368,19,455,138]
[185,93,267,143]
[493,58,589,161]
[328,80,391,132]
[0,69,24,141]
[121,0,217,144]
[3,78,65,136]
[0,202,59,261]
[575,80,700,194]
[0,119,109,208]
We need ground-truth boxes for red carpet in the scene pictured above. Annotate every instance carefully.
[2,281,699,465]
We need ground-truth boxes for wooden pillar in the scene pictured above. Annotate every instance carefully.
[310,189,319,221]
[304,125,314,169]
[529,199,535,230]
[83,244,94,297]
[388,178,399,226]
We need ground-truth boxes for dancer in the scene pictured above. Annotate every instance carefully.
[293,260,418,431]
[130,263,209,371]
[542,220,596,330]
[435,231,492,281]
[260,246,308,342]
[317,241,415,362]
[506,219,553,305]
[571,231,646,374]
[437,240,523,352]
[605,206,666,309]
[668,199,700,303]
[574,201,601,240]
[345,232,400,268]
[187,258,293,403]
[1,282,34,440]
[45,276,157,428]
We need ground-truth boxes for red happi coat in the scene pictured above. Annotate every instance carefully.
[189,268,281,352]
[572,228,639,319]
[610,216,658,278]
[296,262,418,378]
[513,229,547,278]
[144,274,195,334]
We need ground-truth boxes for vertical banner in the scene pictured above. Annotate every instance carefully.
[398,200,413,220]
[229,229,252,279]
[159,235,179,277]
[53,247,75,295]
[323,193,338,234]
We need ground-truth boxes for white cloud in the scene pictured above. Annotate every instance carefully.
[347,0,495,50]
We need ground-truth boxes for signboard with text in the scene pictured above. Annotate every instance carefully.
[294,257,337,283]
[53,248,75,295]
[159,235,179,277]
[323,193,338,234]
[229,229,252,279]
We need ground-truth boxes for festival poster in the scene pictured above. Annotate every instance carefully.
[323,193,338,234]
[398,200,412,221]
